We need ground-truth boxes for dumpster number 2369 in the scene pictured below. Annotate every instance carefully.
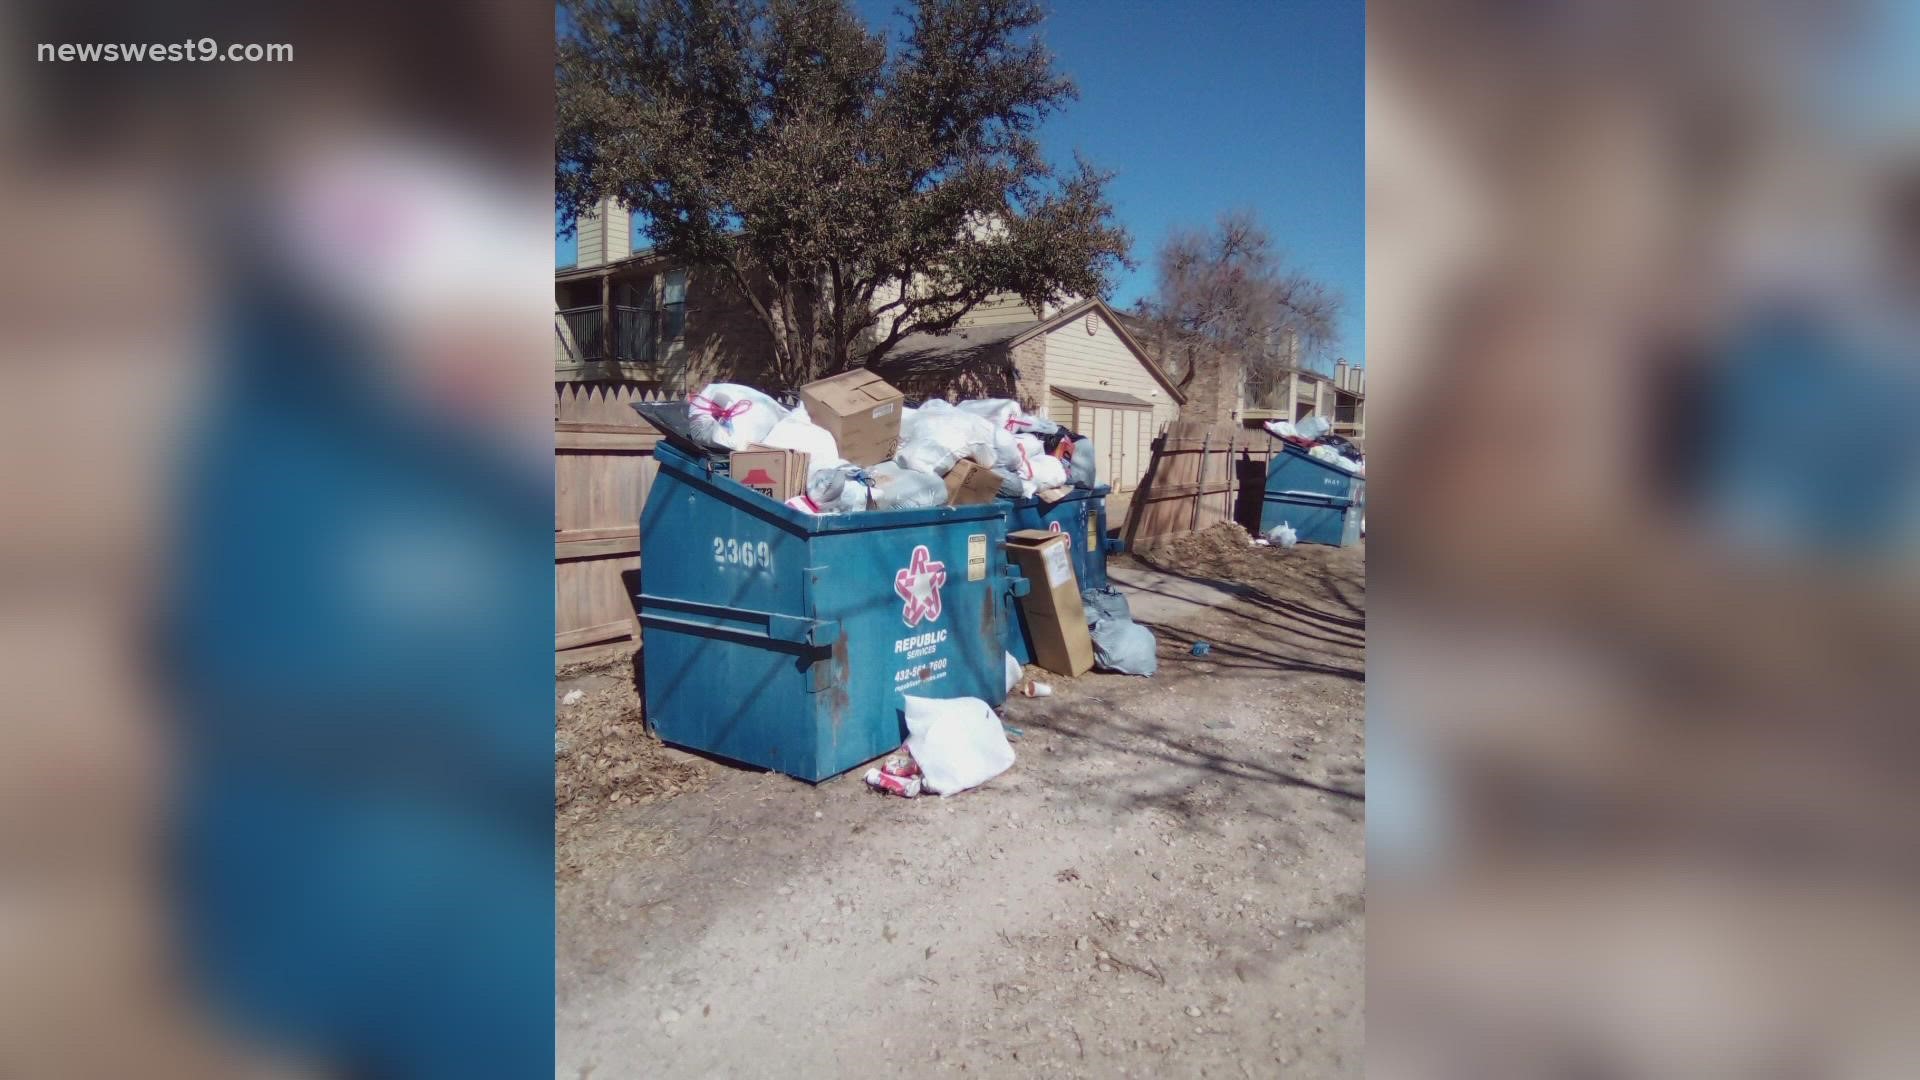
[714,537,773,570]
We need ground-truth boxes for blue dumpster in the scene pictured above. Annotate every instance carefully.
[1261,444,1365,547]
[1266,441,1363,501]
[999,485,1125,663]
[636,440,1025,782]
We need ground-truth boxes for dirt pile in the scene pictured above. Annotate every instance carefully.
[1138,522,1366,605]
[556,677,707,827]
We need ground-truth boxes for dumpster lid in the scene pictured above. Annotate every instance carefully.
[631,400,717,460]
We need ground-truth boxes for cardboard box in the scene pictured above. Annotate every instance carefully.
[797,369,905,466]
[729,445,807,503]
[1005,529,1094,676]
[943,459,1003,506]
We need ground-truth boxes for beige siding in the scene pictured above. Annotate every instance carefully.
[956,291,1044,329]
[1040,310,1180,435]
[574,214,606,269]
[1046,390,1073,425]
[571,199,632,269]
[1033,309,1179,493]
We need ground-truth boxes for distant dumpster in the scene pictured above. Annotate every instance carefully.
[1260,443,1365,547]
[999,485,1124,664]
[636,440,1024,782]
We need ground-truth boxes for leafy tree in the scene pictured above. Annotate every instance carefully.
[1132,209,1340,404]
[557,0,1130,387]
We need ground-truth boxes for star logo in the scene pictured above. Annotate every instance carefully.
[894,544,948,627]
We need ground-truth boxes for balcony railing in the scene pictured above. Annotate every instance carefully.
[556,304,656,365]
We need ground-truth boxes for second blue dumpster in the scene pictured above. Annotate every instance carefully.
[635,440,1026,782]
[1259,443,1365,547]
[999,484,1126,663]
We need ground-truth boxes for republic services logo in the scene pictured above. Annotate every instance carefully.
[894,544,948,627]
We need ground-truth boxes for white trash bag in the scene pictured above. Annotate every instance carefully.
[1004,652,1022,695]
[1027,452,1068,489]
[758,402,844,472]
[867,462,948,510]
[956,398,1021,431]
[903,399,996,468]
[1295,414,1332,441]
[790,465,872,514]
[1308,444,1362,473]
[903,694,1015,796]
[688,383,786,451]
[894,438,966,477]
[1267,522,1298,548]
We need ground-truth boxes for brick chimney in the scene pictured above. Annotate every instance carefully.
[1179,345,1243,429]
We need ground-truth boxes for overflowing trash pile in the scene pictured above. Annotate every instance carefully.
[1262,414,1365,475]
[635,368,1156,793]
[685,378,1100,513]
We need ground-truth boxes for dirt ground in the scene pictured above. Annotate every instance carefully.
[555,525,1365,1078]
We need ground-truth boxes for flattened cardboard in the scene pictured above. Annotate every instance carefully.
[797,369,905,467]
[729,445,806,503]
[1006,529,1094,676]
[943,459,1003,506]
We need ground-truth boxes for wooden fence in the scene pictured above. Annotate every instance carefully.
[1120,421,1289,549]
[554,383,677,667]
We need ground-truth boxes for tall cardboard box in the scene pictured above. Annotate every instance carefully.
[729,446,807,503]
[943,459,1003,506]
[797,369,905,466]
[1006,529,1094,676]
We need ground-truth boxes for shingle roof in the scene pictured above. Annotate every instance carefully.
[1052,385,1155,408]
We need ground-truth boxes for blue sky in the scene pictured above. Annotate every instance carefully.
[559,0,1364,363]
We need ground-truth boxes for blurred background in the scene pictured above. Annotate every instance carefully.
[1368,0,1920,1076]
[0,2,554,1076]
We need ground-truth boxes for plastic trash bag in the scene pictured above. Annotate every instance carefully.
[1067,437,1097,487]
[867,462,948,509]
[894,438,966,477]
[1267,522,1298,548]
[1296,414,1332,441]
[1081,586,1132,625]
[758,403,844,472]
[992,468,1034,499]
[956,398,1021,430]
[688,383,786,451]
[990,427,1023,471]
[1263,418,1299,440]
[1308,444,1362,473]
[903,694,1016,796]
[795,465,872,514]
[1090,616,1157,676]
[1007,433,1046,479]
[903,399,996,468]
[1028,452,1068,489]
[1004,652,1022,695]
[1019,414,1060,436]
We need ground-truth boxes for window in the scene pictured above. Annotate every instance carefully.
[661,269,688,341]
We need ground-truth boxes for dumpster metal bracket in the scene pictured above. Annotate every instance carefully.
[636,594,839,653]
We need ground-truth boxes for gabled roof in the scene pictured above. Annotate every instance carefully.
[879,297,1186,404]
[1009,297,1187,405]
